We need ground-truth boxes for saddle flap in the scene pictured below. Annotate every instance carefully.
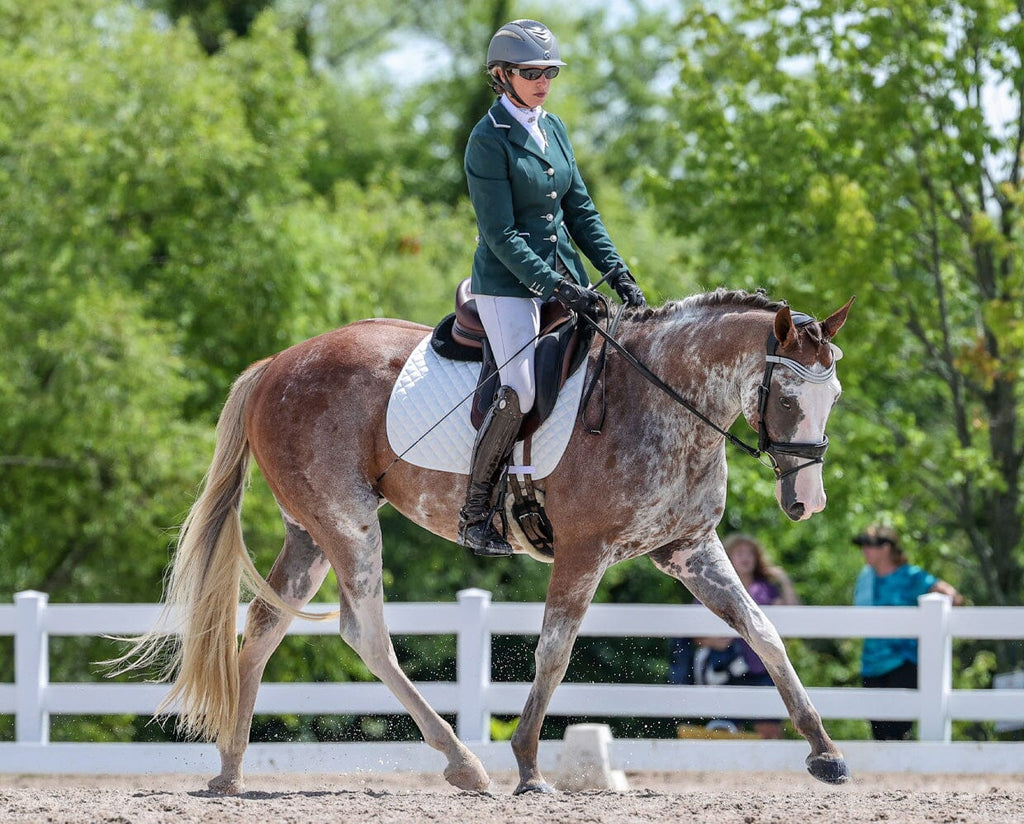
[386,334,588,482]
[433,278,593,437]
[453,280,485,347]
[470,319,591,437]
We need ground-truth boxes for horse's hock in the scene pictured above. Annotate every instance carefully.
[556,723,629,792]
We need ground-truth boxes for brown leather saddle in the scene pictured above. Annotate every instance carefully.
[429,278,594,440]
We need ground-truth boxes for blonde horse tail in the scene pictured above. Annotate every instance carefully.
[152,357,275,744]
[105,359,263,743]
[108,357,338,744]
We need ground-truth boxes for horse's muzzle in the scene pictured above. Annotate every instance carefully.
[776,467,827,521]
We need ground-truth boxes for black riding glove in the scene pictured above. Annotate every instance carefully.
[553,278,601,321]
[608,266,647,308]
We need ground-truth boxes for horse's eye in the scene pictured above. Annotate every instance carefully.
[780,396,795,410]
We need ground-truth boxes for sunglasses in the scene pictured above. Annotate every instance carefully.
[509,66,560,81]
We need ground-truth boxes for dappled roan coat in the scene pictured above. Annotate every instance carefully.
[113,288,854,796]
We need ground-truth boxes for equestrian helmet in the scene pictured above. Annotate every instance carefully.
[486,19,566,68]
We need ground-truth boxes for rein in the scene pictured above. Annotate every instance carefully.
[580,309,835,480]
[377,282,833,484]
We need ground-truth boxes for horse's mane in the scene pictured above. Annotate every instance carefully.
[623,287,786,322]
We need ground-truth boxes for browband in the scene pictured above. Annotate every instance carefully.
[764,355,837,384]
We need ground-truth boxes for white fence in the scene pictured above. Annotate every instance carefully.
[1,588,1023,776]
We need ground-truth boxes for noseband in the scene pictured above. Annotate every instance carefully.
[757,312,834,480]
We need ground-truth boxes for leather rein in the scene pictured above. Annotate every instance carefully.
[581,307,834,480]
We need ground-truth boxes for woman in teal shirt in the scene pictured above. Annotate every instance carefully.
[457,19,646,557]
[853,524,963,740]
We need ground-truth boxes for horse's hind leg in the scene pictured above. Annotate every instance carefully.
[321,502,489,792]
[210,520,331,795]
[650,537,849,785]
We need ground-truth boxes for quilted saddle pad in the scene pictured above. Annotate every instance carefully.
[385,334,586,479]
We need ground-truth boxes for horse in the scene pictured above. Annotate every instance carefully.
[115,288,854,795]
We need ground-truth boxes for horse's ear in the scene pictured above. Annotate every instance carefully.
[822,296,856,340]
[774,304,797,346]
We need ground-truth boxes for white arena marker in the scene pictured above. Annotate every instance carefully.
[556,723,629,792]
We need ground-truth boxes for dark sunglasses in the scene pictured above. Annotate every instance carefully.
[509,66,560,81]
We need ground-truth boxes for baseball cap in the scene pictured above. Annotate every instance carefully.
[852,525,898,548]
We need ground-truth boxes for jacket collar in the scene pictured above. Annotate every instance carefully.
[486,99,549,160]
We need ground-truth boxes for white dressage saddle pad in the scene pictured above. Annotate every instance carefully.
[386,334,586,479]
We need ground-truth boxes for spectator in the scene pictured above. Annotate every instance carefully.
[853,524,964,740]
[692,533,800,739]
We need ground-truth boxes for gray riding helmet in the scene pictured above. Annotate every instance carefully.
[486,19,567,68]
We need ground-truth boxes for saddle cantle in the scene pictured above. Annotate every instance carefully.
[430,278,594,440]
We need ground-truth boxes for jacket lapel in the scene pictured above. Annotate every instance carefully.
[487,101,548,160]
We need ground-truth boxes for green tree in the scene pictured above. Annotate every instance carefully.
[145,0,278,54]
[0,283,209,602]
[649,1,1024,625]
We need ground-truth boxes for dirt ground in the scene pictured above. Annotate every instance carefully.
[2,770,1022,823]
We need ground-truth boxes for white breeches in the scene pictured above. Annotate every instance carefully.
[473,294,542,414]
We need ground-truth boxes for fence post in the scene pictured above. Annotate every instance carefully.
[456,588,492,743]
[14,590,50,745]
[918,592,953,742]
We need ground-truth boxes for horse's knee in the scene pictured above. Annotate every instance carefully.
[533,622,576,673]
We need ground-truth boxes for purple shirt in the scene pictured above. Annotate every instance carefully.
[737,580,780,675]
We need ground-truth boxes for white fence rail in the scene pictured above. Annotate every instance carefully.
[2,588,1023,776]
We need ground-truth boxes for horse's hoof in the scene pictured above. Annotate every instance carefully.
[444,753,490,792]
[806,753,850,785]
[207,775,244,795]
[513,781,556,795]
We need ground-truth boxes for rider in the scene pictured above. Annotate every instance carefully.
[458,19,647,557]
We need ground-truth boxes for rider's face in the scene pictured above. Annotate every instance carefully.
[503,66,554,108]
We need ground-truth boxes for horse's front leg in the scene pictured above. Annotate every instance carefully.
[650,538,849,785]
[511,556,607,795]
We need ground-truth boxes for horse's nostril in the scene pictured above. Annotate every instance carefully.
[788,502,805,521]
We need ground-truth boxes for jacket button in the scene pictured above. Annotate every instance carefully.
[544,213,554,221]
[548,191,557,199]
[548,235,557,242]
[546,167,555,175]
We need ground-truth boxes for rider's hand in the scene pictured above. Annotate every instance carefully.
[609,266,647,308]
[553,278,601,321]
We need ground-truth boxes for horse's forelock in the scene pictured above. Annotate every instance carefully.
[790,319,842,368]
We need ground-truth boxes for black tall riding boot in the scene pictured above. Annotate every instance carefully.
[458,385,523,556]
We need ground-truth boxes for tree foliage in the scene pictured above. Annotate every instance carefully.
[650,0,1024,620]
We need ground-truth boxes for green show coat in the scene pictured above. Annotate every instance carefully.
[464,99,625,300]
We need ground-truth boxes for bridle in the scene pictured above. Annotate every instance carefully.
[756,312,834,480]
[582,307,836,481]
